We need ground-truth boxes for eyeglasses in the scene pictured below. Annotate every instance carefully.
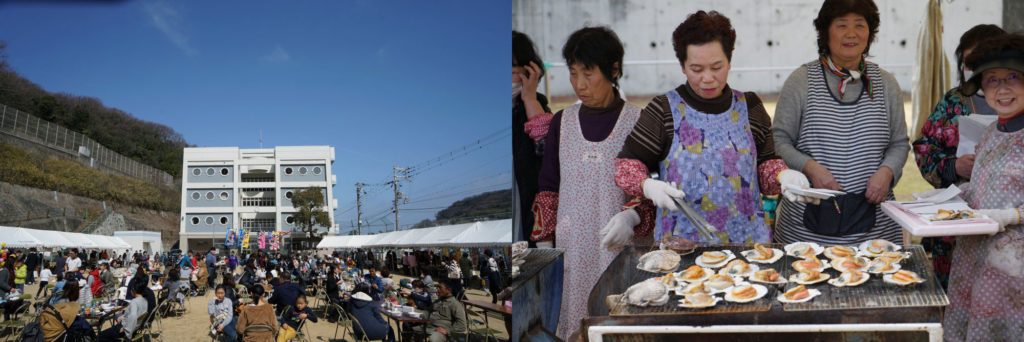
[982,72,1022,91]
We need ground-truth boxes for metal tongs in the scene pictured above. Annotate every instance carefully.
[672,196,729,243]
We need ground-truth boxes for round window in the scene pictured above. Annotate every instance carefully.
[313,167,322,175]
[206,192,214,200]
[220,192,229,201]
[205,217,214,225]
[285,191,293,199]
[206,168,214,176]
[299,167,307,175]
[286,216,294,224]
[221,168,229,176]
[192,168,201,176]
[285,167,293,175]
[191,217,199,225]
[191,192,200,200]
[220,217,228,225]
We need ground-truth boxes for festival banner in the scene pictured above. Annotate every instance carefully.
[258,232,267,249]
[242,230,251,248]
[224,227,236,247]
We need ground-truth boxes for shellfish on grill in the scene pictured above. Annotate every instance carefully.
[789,269,830,285]
[675,265,711,283]
[828,270,869,287]
[785,242,823,258]
[749,268,786,285]
[704,274,738,293]
[777,284,822,303]
[741,244,784,264]
[860,239,900,257]
[724,283,768,303]
[792,255,828,273]
[866,257,901,274]
[718,259,758,277]
[830,256,870,273]
[621,278,671,306]
[678,291,720,308]
[883,270,925,286]
[637,250,681,273]
[823,245,858,259]
[696,250,735,267]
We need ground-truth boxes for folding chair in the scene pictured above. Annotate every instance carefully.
[465,305,500,341]
[1,296,32,341]
[130,307,162,342]
[286,318,312,342]
[241,324,275,341]
[346,311,383,342]
[331,304,354,341]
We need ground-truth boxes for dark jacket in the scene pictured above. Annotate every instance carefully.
[513,92,551,246]
[269,282,304,316]
[281,306,317,329]
[408,290,432,311]
[0,269,10,297]
[342,295,389,339]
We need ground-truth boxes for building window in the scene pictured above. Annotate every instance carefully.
[221,168,229,176]
[205,217,214,225]
[206,191,214,200]
[191,192,200,200]
[220,192,229,201]
[285,191,293,199]
[286,216,294,224]
[206,168,214,176]
[313,167,322,175]
[299,167,307,175]
[220,216,228,225]
[285,167,293,175]
[191,217,199,225]
[192,168,201,176]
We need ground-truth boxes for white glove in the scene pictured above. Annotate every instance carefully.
[978,209,1022,233]
[599,209,640,251]
[778,169,820,205]
[642,179,686,210]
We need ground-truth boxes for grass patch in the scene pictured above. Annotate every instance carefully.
[0,143,180,211]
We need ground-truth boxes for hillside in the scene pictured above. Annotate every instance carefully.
[0,43,189,177]
[411,189,512,228]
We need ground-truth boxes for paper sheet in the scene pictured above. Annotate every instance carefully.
[956,115,998,157]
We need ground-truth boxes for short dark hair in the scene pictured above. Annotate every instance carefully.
[513,31,545,78]
[965,33,1024,70]
[956,24,1007,86]
[813,0,880,57]
[562,26,625,87]
[672,11,736,64]
[64,281,80,301]
[249,284,265,299]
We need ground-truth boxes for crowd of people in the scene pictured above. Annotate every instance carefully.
[513,0,1024,340]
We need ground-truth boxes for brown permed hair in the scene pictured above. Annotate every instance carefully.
[672,11,736,64]
[813,0,880,57]
[955,24,1006,86]
[964,33,1024,70]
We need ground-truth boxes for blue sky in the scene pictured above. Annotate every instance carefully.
[0,0,512,234]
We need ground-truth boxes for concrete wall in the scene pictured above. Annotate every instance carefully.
[513,0,1002,97]
[114,231,164,254]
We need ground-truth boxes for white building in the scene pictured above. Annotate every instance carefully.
[114,231,163,254]
[179,146,338,252]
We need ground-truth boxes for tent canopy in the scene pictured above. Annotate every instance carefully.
[0,226,133,250]
[320,219,511,249]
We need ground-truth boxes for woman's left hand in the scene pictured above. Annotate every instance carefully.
[864,167,893,204]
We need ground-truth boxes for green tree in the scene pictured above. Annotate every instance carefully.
[291,186,331,243]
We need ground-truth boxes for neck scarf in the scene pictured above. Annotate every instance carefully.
[821,55,873,100]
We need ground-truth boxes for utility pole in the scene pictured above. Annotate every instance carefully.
[355,182,367,235]
[391,166,408,232]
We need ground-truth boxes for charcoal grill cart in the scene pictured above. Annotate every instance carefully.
[583,244,948,342]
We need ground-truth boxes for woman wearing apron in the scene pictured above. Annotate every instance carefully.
[772,0,909,244]
[603,11,817,247]
[523,27,651,339]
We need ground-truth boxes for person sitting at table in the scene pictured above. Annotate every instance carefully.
[340,283,395,342]
[236,284,278,342]
[99,262,115,293]
[363,268,383,301]
[38,282,81,342]
[425,280,466,342]
[408,280,433,312]
[78,264,94,306]
[276,295,316,342]
[89,263,105,297]
[125,266,156,321]
[209,285,237,342]
[240,260,257,289]
[96,280,148,341]
[268,272,304,316]
[165,267,188,308]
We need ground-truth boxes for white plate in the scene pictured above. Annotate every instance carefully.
[740,248,784,264]
[883,273,926,286]
[723,283,768,303]
[784,242,824,258]
[788,272,831,285]
[777,288,822,303]
[678,295,722,309]
[695,250,736,269]
[705,276,743,294]
[829,257,871,273]
[718,263,759,278]
[827,272,870,287]
[823,246,860,260]
[673,267,713,284]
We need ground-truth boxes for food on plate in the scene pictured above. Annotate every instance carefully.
[931,209,978,221]
[792,255,826,272]
[720,259,752,276]
[829,270,869,287]
[700,251,729,265]
[752,243,774,260]
[661,235,698,254]
[832,257,868,272]
[751,268,782,283]
[705,274,736,292]
[825,245,857,259]
[621,278,670,306]
[783,285,810,301]
[637,250,681,273]
[730,284,759,300]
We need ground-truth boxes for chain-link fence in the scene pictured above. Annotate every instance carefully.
[0,103,174,187]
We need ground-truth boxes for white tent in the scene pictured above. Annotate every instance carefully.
[25,229,76,248]
[410,222,475,247]
[316,235,346,249]
[448,219,512,247]
[345,235,376,249]
[0,226,45,248]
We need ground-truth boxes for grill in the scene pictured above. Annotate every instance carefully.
[583,243,948,341]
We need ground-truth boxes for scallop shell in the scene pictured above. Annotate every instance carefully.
[622,278,671,306]
[859,239,901,257]
[637,250,681,273]
[788,270,831,285]
[704,274,738,293]
[866,258,901,274]
[678,292,721,309]
[792,256,829,273]
[718,259,759,278]
[675,265,712,283]
[675,281,707,295]
[828,270,870,287]
[777,285,822,303]
[696,250,736,268]
[883,270,925,286]
[823,245,858,259]
[741,248,784,264]
[724,283,768,303]
[878,251,911,264]
[830,256,870,273]
[784,242,824,258]
[749,268,787,285]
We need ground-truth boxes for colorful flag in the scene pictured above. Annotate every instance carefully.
[258,232,266,249]
[270,232,281,250]
[242,230,250,248]
[225,227,236,247]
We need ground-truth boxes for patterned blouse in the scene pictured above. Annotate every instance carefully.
[912,87,996,188]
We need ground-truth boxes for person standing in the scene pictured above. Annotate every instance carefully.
[206,248,218,288]
[25,248,38,285]
[458,252,473,291]
[65,250,81,273]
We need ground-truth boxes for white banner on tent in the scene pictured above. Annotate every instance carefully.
[317,219,512,249]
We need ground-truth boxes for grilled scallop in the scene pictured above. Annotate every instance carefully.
[783,285,810,301]
[637,250,681,273]
[701,251,729,265]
